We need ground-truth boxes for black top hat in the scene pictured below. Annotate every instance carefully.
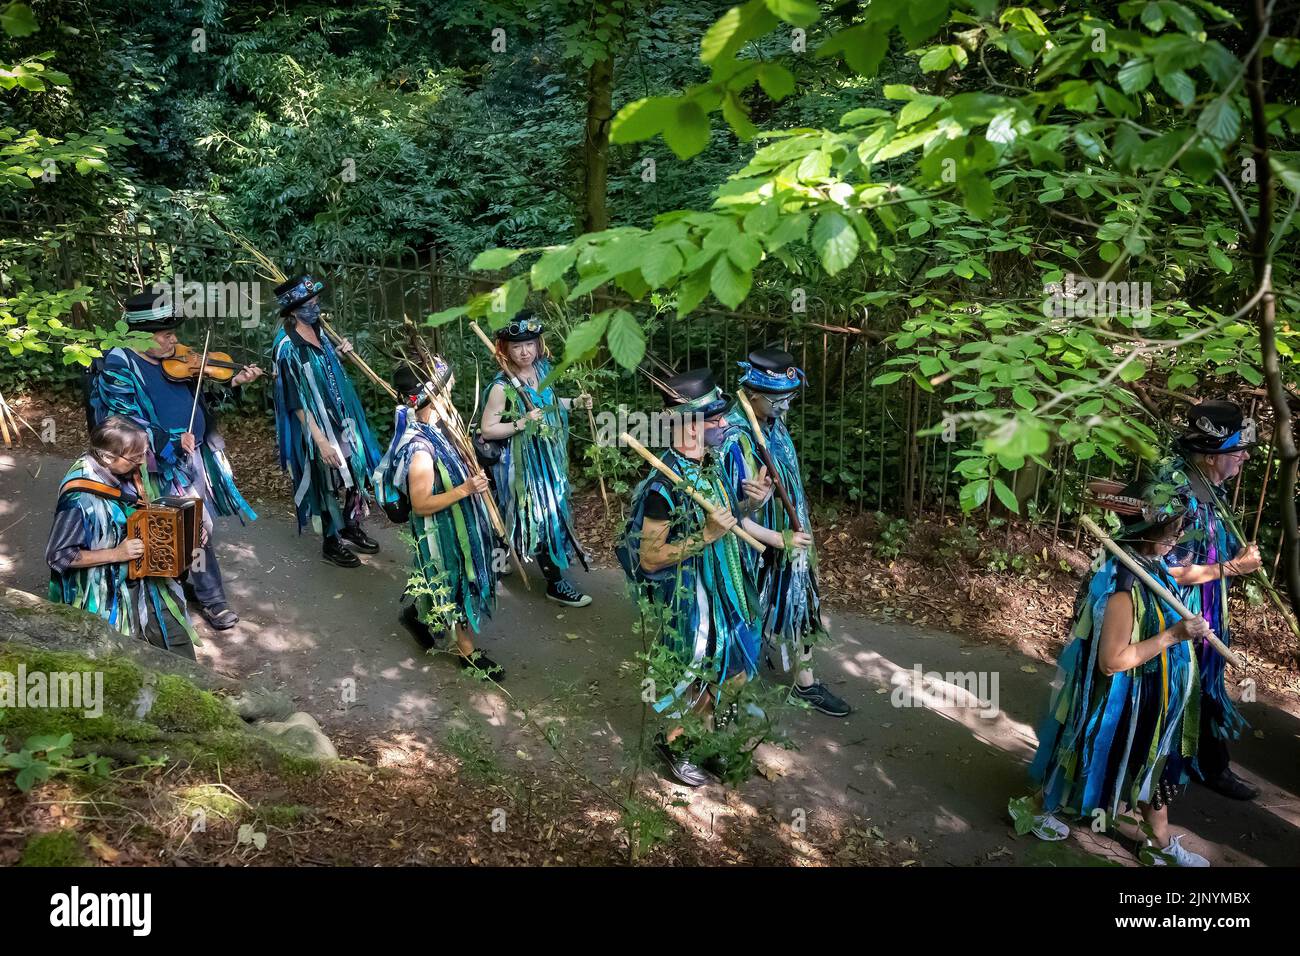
[274,274,326,316]
[495,309,544,343]
[123,290,183,332]
[662,368,730,418]
[738,347,806,393]
[1176,401,1258,455]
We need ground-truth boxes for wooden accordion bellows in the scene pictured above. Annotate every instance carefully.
[126,496,200,580]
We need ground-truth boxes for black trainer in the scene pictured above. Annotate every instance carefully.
[791,680,851,717]
[654,735,709,788]
[1202,768,1259,801]
[323,535,361,568]
[340,525,380,554]
[546,579,592,608]
[459,649,505,682]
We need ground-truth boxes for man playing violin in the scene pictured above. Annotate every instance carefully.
[90,289,263,631]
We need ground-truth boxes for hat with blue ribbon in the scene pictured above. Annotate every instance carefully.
[1176,401,1258,455]
[661,368,730,419]
[274,274,326,316]
[123,290,183,332]
[738,347,806,394]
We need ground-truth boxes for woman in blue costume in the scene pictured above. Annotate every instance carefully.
[46,416,198,660]
[91,290,262,631]
[1160,401,1262,801]
[479,310,592,607]
[617,369,799,788]
[1023,479,1210,866]
[270,274,383,568]
[717,347,849,719]
[375,362,505,680]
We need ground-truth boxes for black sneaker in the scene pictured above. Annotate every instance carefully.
[1202,768,1259,801]
[654,734,709,788]
[791,681,851,717]
[340,525,380,554]
[323,535,361,568]
[459,649,505,682]
[201,605,239,630]
[546,579,592,608]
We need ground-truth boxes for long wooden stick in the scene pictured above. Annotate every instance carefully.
[468,321,539,412]
[585,400,610,517]
[319,316,400,401]
[1186,460,1300,642]
[621,432,765,552]
[1080,516,1244,669]
[426,389,531,591]
[736,390,802,532]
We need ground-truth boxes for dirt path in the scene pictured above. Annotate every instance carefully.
[3,447,1298,866]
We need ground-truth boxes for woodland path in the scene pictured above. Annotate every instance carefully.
[3,448,1298,866]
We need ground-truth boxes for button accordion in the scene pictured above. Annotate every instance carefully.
[126,496,201,580]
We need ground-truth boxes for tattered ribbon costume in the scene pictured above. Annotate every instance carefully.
[375,406,498,633]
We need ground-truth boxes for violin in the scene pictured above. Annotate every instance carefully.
[161,343,246,384]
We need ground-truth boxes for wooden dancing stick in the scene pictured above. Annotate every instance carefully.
[1185,460,1300,643]
[424,388,532,591]
[319,315,400,402]
[468,321,538,411]
[735,390,802,532]
[620,432,764,552]
[1080,516,1244,670]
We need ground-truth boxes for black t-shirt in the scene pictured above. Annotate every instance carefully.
[642,480,674,521]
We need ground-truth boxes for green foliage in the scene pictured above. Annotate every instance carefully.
[439,0,1298,516]
[0,729,112,792]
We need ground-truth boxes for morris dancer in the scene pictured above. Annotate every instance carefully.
[46,416,198,659]
[1025,479,1210,866]
[91,290,261,631]
[375,363,505,679]
[1160,401,1262,801]
[718,348,849,717]
[617,369,799,788]
[479,310,592,607]
[271,274,383,568]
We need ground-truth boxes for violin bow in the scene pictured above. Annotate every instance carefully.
[186,329,212,437]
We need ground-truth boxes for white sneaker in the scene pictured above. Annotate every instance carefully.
[1144,834,1209,867]
[1030,813,1070,841]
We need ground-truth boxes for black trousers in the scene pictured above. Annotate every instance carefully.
[536,548,565,586]
[1195,703,1232,780]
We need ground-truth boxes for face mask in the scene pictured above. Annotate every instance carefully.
[298,301,321,325]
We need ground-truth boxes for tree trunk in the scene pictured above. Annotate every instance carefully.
[579,47,613,236]
[1248,0,1300,621]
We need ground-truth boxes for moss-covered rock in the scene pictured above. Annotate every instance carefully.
[1,587,336,777]
[20,830,91,867]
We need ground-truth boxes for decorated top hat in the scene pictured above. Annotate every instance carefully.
[738,347,806,393]
[1087,478,1190,540]
[495,309,544,343]
[274,274,325,316]
[1176,401,1258,455]
[661,368,730,419]
[123,290,183,332]
[394,358,453,407]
